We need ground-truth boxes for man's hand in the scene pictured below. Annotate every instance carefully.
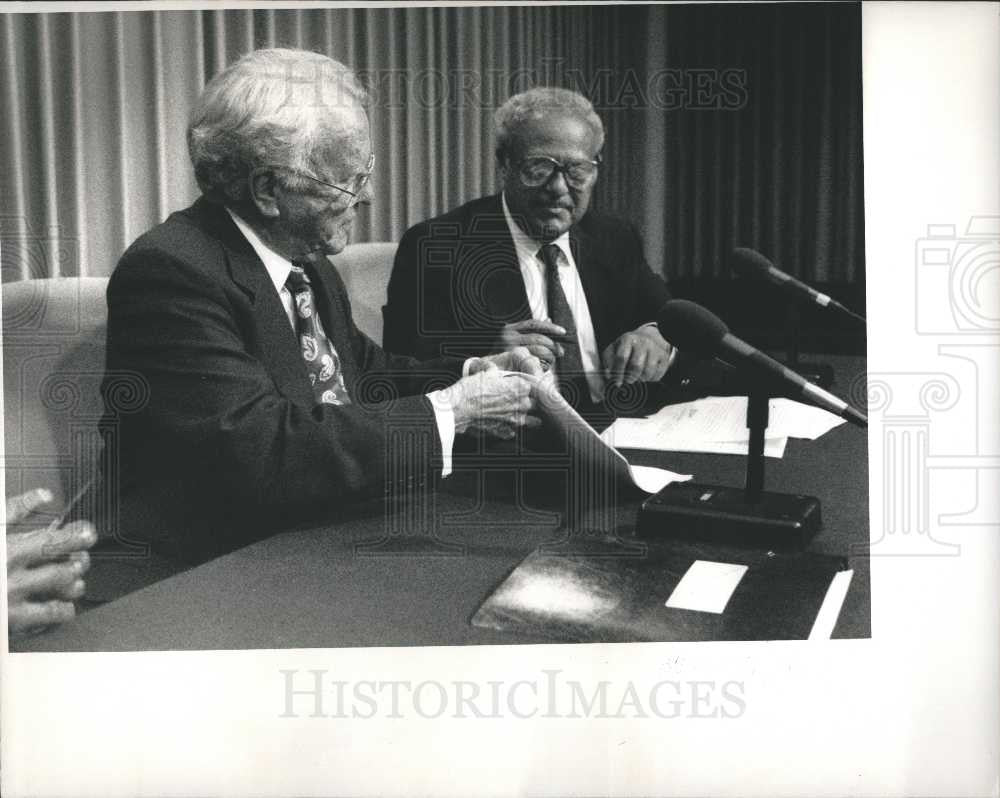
[601,324,675,387]
[6,488,96,638]
[443,370,542,439]
[494,319,569,369]
[468,345,546,378]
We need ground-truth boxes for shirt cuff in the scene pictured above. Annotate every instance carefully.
[427,389,456,478]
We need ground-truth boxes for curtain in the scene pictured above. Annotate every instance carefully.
[1,5,862,284]
[0,6,635,281]
[637,3,864,284]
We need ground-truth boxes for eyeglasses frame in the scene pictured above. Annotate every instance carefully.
[267,151,376,204]
[513,153,603,188]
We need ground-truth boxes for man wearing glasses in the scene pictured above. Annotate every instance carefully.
[101,48,542,565]
[384,87,677,413]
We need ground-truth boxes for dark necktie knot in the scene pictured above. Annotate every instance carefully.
[539,243,562,275]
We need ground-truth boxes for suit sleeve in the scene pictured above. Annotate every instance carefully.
[619,222,702,386]
[105,248,449,527]
[626,221,671,328]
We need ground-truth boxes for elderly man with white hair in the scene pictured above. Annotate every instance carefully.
[100,48,542,564]
[385,87,678,414]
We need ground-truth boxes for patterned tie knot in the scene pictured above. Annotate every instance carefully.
[286,263,311,290]
[286,266,316,322]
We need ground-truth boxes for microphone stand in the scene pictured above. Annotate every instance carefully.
[636,379,823,548]
[744,389,768,504]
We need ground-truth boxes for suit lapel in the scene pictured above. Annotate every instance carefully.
[466,195,531,326]
[195,200,316,408]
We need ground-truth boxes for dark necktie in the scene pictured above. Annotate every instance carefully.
[539,243,586,402]
[286,263,351,406]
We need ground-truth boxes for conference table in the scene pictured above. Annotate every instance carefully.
[15,356,869,652]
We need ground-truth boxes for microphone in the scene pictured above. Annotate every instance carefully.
[731,247,867,324]
[658,299,867,427]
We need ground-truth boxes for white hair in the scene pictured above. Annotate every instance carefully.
[187,48,368,201]
[494,87,605,161]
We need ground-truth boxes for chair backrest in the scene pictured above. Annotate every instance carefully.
[2,277,109,522]
[329,242,398,345]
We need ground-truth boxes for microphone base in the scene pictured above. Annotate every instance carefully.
[637,483,822,549]
[784,361,835,389]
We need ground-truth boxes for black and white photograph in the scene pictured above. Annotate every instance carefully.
[1,2,997,796]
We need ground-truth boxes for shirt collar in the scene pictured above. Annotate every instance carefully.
[500,192,573,266]
[225,207,293,294]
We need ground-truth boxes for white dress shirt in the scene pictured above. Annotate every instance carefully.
[226,208,456,476]
[501,194,607,403]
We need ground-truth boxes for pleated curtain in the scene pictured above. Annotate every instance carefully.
[637,3,864,283]
[0,4,862,285]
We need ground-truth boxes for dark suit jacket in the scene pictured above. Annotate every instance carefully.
[383,194,671,363]
[100,197,462,564]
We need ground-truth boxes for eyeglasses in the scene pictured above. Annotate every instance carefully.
[515,155,601,188]
[275,152,376,204]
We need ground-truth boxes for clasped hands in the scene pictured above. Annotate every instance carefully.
[442,347,546,440]
[6,488,96,639]
[495,319,675,386]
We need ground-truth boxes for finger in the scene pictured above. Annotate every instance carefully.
[608,339,634,387]
[10,562,85,601]
[5,488,54,525]
[501,373,541,393]
[516,354,546,378]
[624,345,648,385]
[466,356,495,375]
[601,342,616,376]
[8,521,96,568]
[511,333,560,353]
[527,345,554,363]
[512,319,568,337]
[486,422,515,440]
[40,520,97,561]
[68,549,92,575]
[8,599,77,637]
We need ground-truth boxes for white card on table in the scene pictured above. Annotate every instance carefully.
[665,560,749,614]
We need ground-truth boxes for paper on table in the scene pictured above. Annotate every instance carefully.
[767,398,847,440]
[528,372,693,494]
[599,395,843,456]
[627,464,693,494]
[604,419,788,458]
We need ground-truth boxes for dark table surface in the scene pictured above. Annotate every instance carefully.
[16,356,869,652]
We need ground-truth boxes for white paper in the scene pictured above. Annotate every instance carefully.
[664,560,749,614]
[530,372,694,494]
[626,464,692,494]
[600,396,843,456]
[767,398,847,440]
[808,569,855,640]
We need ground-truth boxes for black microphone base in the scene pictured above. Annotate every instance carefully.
[637,483,822,549]
[785,361,835,389]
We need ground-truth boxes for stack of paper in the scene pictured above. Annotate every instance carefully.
[599,396,845,458]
